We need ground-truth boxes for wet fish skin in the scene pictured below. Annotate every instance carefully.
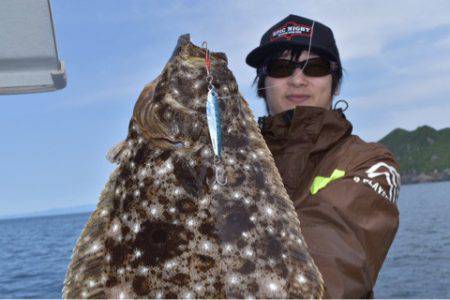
[63,34,324,299]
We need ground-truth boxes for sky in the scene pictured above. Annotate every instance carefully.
[1,0,450,216]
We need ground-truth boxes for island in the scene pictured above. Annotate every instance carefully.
[379,125,450,184]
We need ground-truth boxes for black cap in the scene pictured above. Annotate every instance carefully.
[246,14,341,69]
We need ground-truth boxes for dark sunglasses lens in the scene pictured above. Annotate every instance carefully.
[266,58,332,77]
[266,60,294,78]
[303,59,331,76]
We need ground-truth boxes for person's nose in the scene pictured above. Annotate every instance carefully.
[287,67,308,87]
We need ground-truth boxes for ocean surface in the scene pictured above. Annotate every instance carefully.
[0,181,449,298]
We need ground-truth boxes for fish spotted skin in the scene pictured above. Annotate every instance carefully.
[63,34,324,299]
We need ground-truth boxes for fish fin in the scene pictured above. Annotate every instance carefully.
[106,140,129,164]
[63,169,119,298]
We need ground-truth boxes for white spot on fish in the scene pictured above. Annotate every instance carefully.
[122,214,128,221]
[265,206,274,216]
[251,153,258,160]
[101,274,108,283]
[267,226,274,234]
[244,164,251,170]
[201,241,211,252]
[133,189,140,197]
[169,207,176,214]
[112,223,120,233]
[194,283,204,292]
[193,81,201,89]
[139,266,149,275]
[150,206,158,216]
[244,248,254,257]
[174,187,181,196]
[223,243,233,253]
[246,294,256,300]
[89,242,101,253]
[137,137,144,144]
[297,274,307,284]
[228,274,239,285]
[106,254,111,262]
[249,215,256,222]
[88,280,96,288]
[117,268,125,275]
[268,282,278,292]
[115,188,121,195]
[119,291,125,299]
[257,149,265,156]
[155,291,163,299]
[83,236,90,242]
[212,184,219,191]
[139,168,147,178]
[182,291,193,299]
[100,209,108,217]
[244,198,252,205]
[200,197,209,206]
[133,223,140,233]
[164,260,176,270]
[228,157,236,164]
[157,159,173,176]
[188,159,196,167]
[186,218,196,227]
[282,253,287,259]
[81,291,88,298]
[173,89,179,95]
[232,191,241,199]
[242,231,250,239]
[130,161,136,169]
[201,148,211,157]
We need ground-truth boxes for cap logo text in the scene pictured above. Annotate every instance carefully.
[270,22,312,41]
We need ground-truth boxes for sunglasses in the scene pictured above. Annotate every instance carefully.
[263,57,336,78]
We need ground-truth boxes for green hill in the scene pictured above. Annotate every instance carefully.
[378,126,450,184]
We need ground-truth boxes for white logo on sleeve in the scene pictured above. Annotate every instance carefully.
[365,162,401,203]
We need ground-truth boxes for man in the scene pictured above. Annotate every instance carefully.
[246,14,401,298]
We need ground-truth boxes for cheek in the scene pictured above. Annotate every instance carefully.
[314,76,333,95]
[264,77,285,98]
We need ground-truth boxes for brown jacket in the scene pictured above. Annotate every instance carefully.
[259,106,400,299]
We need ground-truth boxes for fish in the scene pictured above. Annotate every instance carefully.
[62,34,324,299]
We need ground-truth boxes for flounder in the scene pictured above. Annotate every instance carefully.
[63,34,324,299]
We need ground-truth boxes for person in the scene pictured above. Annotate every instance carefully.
[246,14,401,298]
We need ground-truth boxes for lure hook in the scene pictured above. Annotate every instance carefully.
[213,157,227,186]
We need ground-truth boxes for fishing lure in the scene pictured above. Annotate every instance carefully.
[202,41,226,185]
[206,86,222,158]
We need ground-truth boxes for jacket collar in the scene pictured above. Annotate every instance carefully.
[259,106,353,154]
